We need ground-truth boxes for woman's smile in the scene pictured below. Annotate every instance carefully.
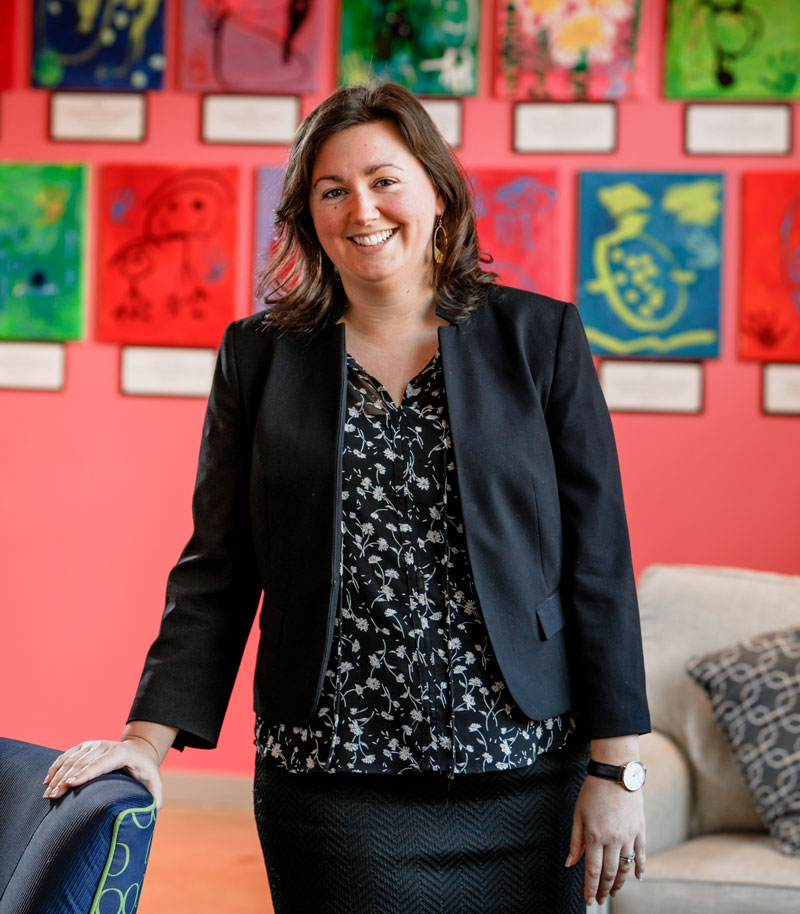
[349,227,398,248]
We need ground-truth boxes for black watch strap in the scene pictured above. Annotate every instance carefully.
[587,760,624,782]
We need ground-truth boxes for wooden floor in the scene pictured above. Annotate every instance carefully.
[138,805,273,914]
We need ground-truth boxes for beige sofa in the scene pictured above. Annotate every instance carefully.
[610,565,800,914]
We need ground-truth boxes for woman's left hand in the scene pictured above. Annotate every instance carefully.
[565,772,646,906]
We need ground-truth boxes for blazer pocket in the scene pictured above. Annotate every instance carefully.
[535,589,565,640]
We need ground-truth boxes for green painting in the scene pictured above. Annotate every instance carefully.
[339,0,480,96]
[0,163,86,341]
[665,0,800,99]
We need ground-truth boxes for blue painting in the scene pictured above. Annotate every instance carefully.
[577,171,723,358]
[253,166,285,311]
[32,0,166,90]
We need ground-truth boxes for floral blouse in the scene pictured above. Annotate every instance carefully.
[255,351,573,773]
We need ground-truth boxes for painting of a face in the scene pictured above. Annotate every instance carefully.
[145,184,225,239]
[97,166,238,346]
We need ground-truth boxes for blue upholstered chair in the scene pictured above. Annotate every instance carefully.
[0,737,157,914]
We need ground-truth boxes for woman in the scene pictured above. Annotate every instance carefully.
[45,83,649,913]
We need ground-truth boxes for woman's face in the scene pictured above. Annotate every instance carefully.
[308,120,443,298]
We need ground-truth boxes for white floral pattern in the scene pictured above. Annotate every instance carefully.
[256,352,573,773]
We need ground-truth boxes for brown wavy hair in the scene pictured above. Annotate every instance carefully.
[256,82,497,337]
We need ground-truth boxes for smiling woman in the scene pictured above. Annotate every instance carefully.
[256,82,494,338]
[308,120,443,300]
[46,82,650,914]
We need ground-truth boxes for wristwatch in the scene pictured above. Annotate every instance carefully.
[587,759,647,792]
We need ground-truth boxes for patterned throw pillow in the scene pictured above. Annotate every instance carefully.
[687,626,800,857]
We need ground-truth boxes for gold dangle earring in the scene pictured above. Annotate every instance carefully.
[433,215,447,265]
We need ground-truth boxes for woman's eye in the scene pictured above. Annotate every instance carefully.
[321,187,345,199]
[375,178,397,188]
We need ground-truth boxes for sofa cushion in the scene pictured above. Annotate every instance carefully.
[687,625,800,857]
[638,565,800,836]
[611,834,800,914]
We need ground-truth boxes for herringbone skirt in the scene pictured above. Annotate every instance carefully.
[253,740,589,914]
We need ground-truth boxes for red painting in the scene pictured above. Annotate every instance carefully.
[96,165,238,347]
[739,172,800,362]
[0,0,15,89]
[469,170,558,295]
[179,0,323,92]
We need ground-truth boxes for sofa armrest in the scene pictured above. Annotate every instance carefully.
[640,730,691,856]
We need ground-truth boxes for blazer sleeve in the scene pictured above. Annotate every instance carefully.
[544,302,650,739]
[128,321,263,750]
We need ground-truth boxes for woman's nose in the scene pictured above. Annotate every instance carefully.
[350,188,379,224]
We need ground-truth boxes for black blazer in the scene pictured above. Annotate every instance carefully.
[130,285,650,750]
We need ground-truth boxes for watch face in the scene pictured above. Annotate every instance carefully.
[622,761,646,791]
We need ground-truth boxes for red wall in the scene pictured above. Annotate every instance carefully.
[2,0,799,777]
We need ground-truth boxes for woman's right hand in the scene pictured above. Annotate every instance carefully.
[43,723,177,809]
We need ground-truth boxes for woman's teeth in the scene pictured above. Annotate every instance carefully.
[351,228,395,246]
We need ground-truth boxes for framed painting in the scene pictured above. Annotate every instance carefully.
[665,0,800,100]
[577,171,723,359]
[0,163,86,341]
[96,165,238,347]
[496,0,642,100]
[253,166,285,310]
[739,172,800,362]
[339,0,480,96]
[468,170,558,295]
[0,0,15,89]
[32,0,166,90]
[179,0,323,93]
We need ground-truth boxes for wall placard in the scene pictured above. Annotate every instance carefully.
[599,360,704,414]
[50,93,147,143]
[763,364,800,415]
[685,104,792,156]
[514,103,616,154]
[201,95,300,145]
[0,342,65,391]
[420,99,462,148]
[121,346,216,398]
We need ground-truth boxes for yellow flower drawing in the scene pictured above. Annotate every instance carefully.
[554,13,613,66]
[526,0,562,13]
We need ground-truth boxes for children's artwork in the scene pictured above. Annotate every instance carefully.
[0,0,15,89]
[0,164,86,341]
[468,170,558,295]
[96,165,238,347]
[577,172,723,359]
[32,0,166,90]
[665,0,800,99]
[739,172,800,362]
[253,166,286,310]
[179,0,323,93]
[495,0,642,100]
[339,0,480,96]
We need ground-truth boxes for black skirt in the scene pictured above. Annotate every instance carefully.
[253,740,589,914]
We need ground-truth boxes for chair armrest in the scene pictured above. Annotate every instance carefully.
[640,730,691,856]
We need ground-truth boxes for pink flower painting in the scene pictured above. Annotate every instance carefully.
[495,0,642,100]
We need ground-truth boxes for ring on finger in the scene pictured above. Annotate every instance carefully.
[619,853,635,864]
